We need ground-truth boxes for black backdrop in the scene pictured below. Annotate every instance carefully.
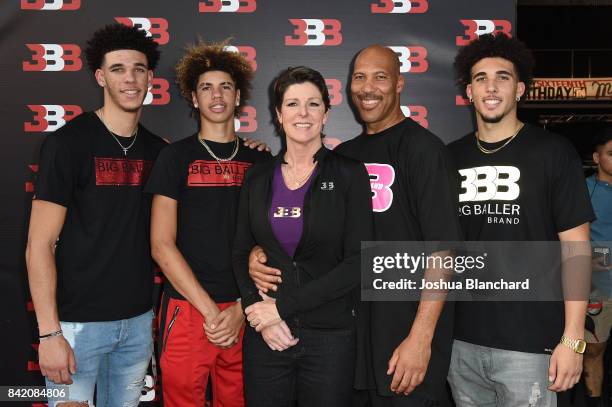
[0,1,514,405]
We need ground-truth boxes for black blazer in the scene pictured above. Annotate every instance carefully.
[233,146,373,329]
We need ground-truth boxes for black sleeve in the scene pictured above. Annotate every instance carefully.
[144,144,182,200]
[275,162,374,319]
[34,132,74,207]
[232,170,264,309]
[552,140,595,232]
[407,136,463,241]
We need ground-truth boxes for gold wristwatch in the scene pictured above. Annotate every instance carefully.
[560,335,586,354]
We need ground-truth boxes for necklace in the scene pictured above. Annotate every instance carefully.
[198,136,239,180]
[475,122,524,154]
[97,109,138,156]
[282,161,317,189]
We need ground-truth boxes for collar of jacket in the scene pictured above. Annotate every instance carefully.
[275,145,330,165]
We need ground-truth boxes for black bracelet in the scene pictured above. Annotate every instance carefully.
[39,329,63,340]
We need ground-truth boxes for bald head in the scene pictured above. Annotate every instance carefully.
[354,45,401,76]
[350,44,405,134]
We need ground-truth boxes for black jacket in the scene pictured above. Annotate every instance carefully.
[233,146,373,329]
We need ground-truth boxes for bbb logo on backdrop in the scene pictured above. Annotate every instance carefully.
[387,46,428,73]
[20,0,80,10]
[285,19,342,46]
[400,105,429,128]
[199,0,256,13]
[325,79,343,106]
[235,106,257,133]
[371,0,428,13]
[23,44,82,72]
[224,46,257,71]
[24,105,82,132]
[144,78,171,106]
[456,19,512,46]
[115,17,170,45]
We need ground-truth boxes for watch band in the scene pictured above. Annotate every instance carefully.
[560,335,586,354]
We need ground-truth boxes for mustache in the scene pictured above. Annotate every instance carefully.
[356,93,383,101]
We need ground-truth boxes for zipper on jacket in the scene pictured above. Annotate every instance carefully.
[162,306,180,352]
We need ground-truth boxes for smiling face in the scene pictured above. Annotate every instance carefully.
[95,49,152,113]
[594,140,612,180]
[467,57,525,125]
[276,81,328,147]
[350,46,405,134]
[191,70,240,125]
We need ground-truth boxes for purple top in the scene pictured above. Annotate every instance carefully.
[269,164,316,258]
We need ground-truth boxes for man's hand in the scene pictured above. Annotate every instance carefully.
[387,333,431,395]
[548,343,583,392]
[39,335,76,384]
[592,256,612,273]
[204,303,244,349]
[245,292,281,332]
[243,138,271,152]
[248,246,282,292]
[261,320,299,351]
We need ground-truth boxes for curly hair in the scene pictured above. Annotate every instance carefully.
[84,23,160,72]
[175,40,253,117]
[454,33,535,90]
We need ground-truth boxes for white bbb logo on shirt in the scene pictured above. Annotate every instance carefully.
[459,166,520,202]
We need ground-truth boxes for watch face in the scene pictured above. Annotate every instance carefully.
[576,340,587,354]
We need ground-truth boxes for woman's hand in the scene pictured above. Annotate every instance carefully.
[261,320,299,351]
[245,291,281,332]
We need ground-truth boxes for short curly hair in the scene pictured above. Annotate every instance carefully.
[175,40,253,118]
[454,33,534,91]
[84,23,160,72]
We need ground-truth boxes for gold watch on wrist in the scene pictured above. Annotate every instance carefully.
[560,335,586,354]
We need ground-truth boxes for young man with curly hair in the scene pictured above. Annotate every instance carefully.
[447,33,593,406]
[26,23,165,406]
[145,41,271,407]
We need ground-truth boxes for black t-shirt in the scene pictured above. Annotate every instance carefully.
[145,135,271,302]
[448,123,594,353]
[337,119,463,400]
[34,111,166,322]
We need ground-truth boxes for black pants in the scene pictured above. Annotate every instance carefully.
[353,389,440,407]
[243,324,355,407]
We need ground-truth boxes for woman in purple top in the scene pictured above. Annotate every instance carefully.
[233,67,373,406]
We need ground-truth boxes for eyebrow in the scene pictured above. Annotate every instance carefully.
[108,62,148,69]
[199,81,234,87]
[472,70,514,78]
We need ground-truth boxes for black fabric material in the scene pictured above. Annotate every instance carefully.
[336,119,463,400]
[35,112,166,322]
[233,146,374,329]
[145,135,271,302]
[448,124,595,354]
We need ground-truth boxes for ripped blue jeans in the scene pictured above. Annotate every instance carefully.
[447,339,556,407]
[46,310,153,407]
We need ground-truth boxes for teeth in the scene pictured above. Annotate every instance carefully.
[484,99,500,105]
[295,123,311,128]
[362,99,379,106]
[123,90,138,95]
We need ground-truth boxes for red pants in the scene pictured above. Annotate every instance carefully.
[159,297,245,407]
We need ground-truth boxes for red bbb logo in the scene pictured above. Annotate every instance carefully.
[144,78,171,106]
[388,46,428,73]
[21,0,80,10]
[24,105,82,132]
[23,44,82,72]
[400,105,429,128]
[115,17,170,45]
[325,79,343,106]
[456,20,512,46]
[285,19,342,46]
[235,106,257,133]
[371,0,428,13]
[223,45,257,71]
[199,0,256,13]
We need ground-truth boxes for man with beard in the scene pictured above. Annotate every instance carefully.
[26,24,165,406]
[447,33,593,406]
[248,45,462,407]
